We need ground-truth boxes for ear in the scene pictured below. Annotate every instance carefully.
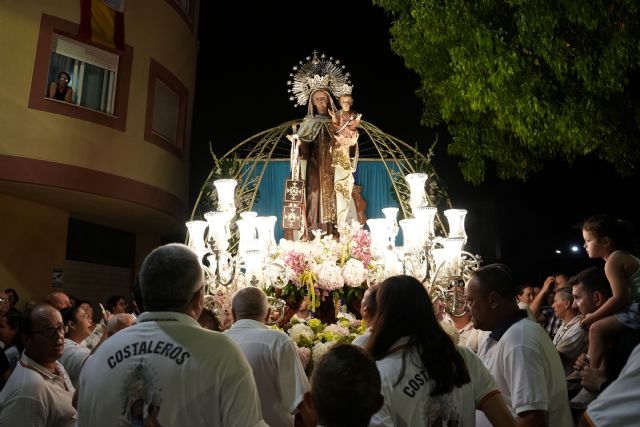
[593,291,604,307]
[190,287,204,318]
[264,308,272,323]
[487,291,501,309]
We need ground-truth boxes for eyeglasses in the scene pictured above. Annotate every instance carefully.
[58,76,69,81]
[0,297,8,304]
[32,325,65,338]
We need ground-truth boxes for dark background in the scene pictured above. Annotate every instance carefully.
[190,0,639,283]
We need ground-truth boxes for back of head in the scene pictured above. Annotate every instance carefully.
[367,275,470,395]
[107,313,136,336]
[582,214,638,252]
[139,243,203,312]
[361,284,378,320]
[470,263,518,300]
[106,294,125,312]
[44,291,71,311]
[231,287,268,321]
[311,344,381,427]
[574,266,612,298]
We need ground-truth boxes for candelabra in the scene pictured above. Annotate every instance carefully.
[371,173,482,317]
[186,178,286,325]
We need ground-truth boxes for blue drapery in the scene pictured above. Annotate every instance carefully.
[247,160,401,241]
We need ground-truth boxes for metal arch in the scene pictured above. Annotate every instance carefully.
[190,120,453,237]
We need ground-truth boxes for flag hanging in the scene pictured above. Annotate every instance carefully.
[79,0,125,51]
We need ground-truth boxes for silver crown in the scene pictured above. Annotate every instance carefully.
[287,51,351,107]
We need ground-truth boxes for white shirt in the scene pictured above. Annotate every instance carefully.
[369,338,498,427]
[59,338,90,387]
[352,327,372,348]
[77,311,267,427]
[0,353,76,427]
[224,319,310,427]
[585,343,640,427]
[4,345,20,370]
[553,314,587,375]
[477,317,572,426]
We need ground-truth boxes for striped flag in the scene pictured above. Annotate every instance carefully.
[79,0,125,51]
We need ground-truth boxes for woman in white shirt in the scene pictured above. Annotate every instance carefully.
[366,275,516,427]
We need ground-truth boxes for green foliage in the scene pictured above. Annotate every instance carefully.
[373,0,640,183]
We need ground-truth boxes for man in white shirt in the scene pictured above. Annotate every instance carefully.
[552,287,587,375]
[225,286,310,427]
[352,284,377,348]
[581,343,640,427]
[0,303,76,426]
[466,263,572,427]
[76,243,267,427]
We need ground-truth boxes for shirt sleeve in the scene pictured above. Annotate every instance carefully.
[458,346,498,406]
[502,343,549,414]
[277,336,310,414]
[220,345,269,427]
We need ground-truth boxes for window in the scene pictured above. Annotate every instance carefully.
[144,59,188,159]
[163,0,195,29]
[48,34,119,114]
[152,80,180,144]
[29,14,132,131]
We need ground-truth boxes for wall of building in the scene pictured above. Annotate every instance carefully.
[0,0,198,303]
[0,194,68,308]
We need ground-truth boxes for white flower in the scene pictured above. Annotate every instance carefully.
[341,258,367,287]
[288,323,315,344]
[323,324,350,338]
[314,261,343,291]
[312,341,337,365]
[297,346,311,369]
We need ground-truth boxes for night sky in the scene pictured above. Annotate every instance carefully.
[190,0,639,283]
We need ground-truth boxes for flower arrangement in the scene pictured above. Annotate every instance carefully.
[266,220,373,321]
[283,316,366,375]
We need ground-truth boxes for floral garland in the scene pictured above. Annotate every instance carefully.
[282,316,365,375]
[267,220,373,311]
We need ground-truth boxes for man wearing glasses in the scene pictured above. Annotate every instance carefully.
[0,304,76,426]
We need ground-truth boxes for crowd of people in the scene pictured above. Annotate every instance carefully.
[0,213,637,426]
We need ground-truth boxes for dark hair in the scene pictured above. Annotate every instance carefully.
[470,263,518,300]
[57,71,70,80]
[517,283,533,295]
[20,303,53,335]
[312,344,381,427]
[362,284,378,318]
[366,275,470,396]
[61,305,84,337]
[582,214,638,252]
[573,267,612,298]
[4,288,19,305]
[3,310,23,351]
[139,243,203,311]
[106,295,126,313]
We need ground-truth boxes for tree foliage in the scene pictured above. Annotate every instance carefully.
[373,0,640,184]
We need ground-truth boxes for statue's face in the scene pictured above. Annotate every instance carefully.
[311,91,329,114]
[339,95,353,112]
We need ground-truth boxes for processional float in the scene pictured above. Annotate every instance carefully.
[186,52,481,325]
